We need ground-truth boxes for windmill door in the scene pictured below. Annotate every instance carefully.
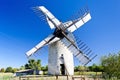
[60,64,65,75]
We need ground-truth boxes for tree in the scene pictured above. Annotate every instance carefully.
[92,64,99,75]
[20,66,25,70]
[5,67,13,73]
[74,66,86,72]
[79,66,86,75]
[101,52,120,79]
[78,66,86,71]
[74,66,87,75]
[12,68,18,73]
[0,68,5,73]
[88,64,104,77]
[41,65,48,71]
[25,59,41,70]
[74,66,79,72]
[41,65,48,74]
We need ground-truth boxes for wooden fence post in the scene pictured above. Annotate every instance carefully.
[19,76,21,80]
[27,76,29,80]
[56,75,58,80]
[67,75,69,80]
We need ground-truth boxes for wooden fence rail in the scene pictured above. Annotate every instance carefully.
[12,75,103,80]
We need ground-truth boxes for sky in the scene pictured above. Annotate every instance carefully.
[0,0,120,68]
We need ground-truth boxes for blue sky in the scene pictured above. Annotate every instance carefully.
[0,0,120,68]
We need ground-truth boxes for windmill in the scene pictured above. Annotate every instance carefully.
[26,6,97,75]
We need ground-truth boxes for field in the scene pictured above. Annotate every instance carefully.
[0,72,103,80]
[13,75,103,80]
[0,73,13,80]
[74,71,102,75]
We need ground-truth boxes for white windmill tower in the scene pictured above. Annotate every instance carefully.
[26,6,96,75]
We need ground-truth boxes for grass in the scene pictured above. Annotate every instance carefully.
[0,72,103,80]
[0,73,13,76]
[74,71,102,75]
[0,73,13,80]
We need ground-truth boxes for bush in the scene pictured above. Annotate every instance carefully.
[101,52,120,79]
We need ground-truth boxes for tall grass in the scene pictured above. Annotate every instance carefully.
[0,73,13,80]
[74,71,102,75]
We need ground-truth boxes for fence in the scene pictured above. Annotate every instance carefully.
[14,75,104,80]
[0,75,111,80]
[13,75,70,80]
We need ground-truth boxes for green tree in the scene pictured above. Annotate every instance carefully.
[78,66,86,71]
[25,59,41,70]
[0,68,5,73]
[41,65,48,71]
[88,66,93,71]
[20,66,25,70]
[41,65,48,74]
[12,68,18,73]
[92,64,99,75]
[101,52,120,79]
[74,66,86,75]
[74,66,79,72]
[5,67,13,73]
[88,64,104,72]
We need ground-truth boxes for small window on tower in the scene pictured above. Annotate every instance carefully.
[61,54,64,59]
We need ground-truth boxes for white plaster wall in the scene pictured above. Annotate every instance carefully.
[48,40,74,75]
[48,42,60,75]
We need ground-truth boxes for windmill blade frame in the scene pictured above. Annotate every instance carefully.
[26,5,96,75]
[63,12,91,32]
[26,34,60,57]
[60,33,91,65]
[37,6,61,29]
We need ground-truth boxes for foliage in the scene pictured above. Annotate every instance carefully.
[5,67,13,73]
[79,66,86,71]
[0,68,5,73]
[74,66,79,72]
[12,68,18,73]
[74,65,103,73]
[4,67,18,73]
[41,65,48,75]
[88,64,104,72]
[25,59,41,70]
[101,52,120,79]
[19,66,25,70]
[74,66,89,75]
[41,65,48,71]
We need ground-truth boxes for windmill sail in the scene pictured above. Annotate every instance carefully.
[38,6,61,29]
[63,12,91,32]
[26,34,60,57]
[26,6,96,76]
[61,33,91,65]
